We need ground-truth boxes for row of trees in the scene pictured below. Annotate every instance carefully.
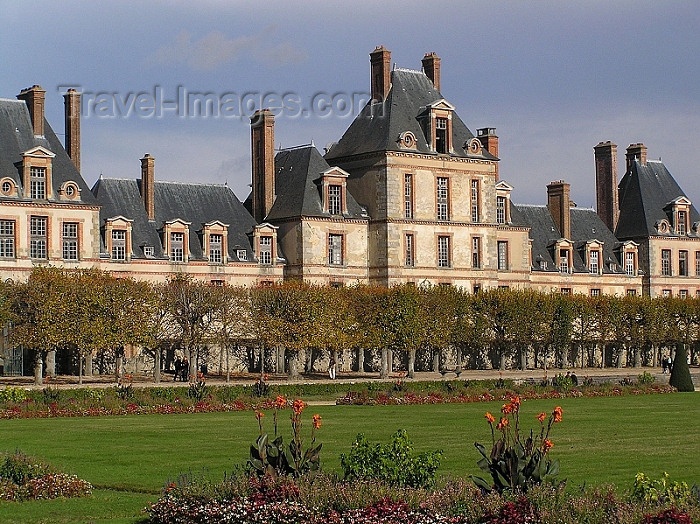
[2,267,699,385]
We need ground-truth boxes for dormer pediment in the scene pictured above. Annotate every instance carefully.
[22,146,55,159]
[665,196,692,208]
[426,99,455,111]
[106,215,133,226]
[495,180,514,192]
[202,220,229,230]
[163,218,191,227]
[585,239,604,248]
[255,222,278,233]
[321,167,350,179]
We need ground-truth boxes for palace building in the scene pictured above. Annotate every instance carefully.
[0,47,698,296]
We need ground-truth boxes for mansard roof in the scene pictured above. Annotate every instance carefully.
[616,159,700,239]
[264,145,367,221]
[92,178,258,260]
[324,68,495,161]
[0,98,97,205]
[512,203,625,273]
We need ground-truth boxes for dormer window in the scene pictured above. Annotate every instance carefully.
[589,250,599,274]
[666,197,691,236]
[22,146,54,200]
[106,216,134,262]
[421,100,455,154]
[202,221,229,265]
[253,223,278,266]
[320,167,350,216]
[162,218,191,264]
[677,210,687,235]
[259,236,272,265]
[236,249,247,261]
[554,240,573,274]
[495,181,514,226]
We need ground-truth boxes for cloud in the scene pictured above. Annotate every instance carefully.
[145,29,307,71]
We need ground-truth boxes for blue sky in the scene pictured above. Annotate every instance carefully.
[2,0,699,207]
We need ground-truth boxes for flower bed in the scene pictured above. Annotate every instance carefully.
[146,474,700,524]
[0,451,92,502]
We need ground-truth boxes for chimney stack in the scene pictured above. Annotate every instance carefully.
[140,154,155,220]
[64,89,81,172]
[625,143,647,172]
[477,128,499,180]
[594,141,619,232]
[370,46,391,102]
[547,180,571,240]
[17,85,46,137]
[422,52,441,92]
[250,109,275,223]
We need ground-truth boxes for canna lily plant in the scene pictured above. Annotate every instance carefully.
[472,396,563,493]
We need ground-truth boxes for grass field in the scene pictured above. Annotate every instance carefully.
[0,393,697,523]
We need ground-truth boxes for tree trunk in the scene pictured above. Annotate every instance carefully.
[276,346,285,374]
[85,352,93,376]
[408,348,416,379]
[456,345,463,372]
[34,353,43,386]
[288,351,300,379]
[115,355,123,380]
[499,345,506,371]
[380,347,388,378]
[154,349,161,384]
[560,345,568,369]
[46,350,56,378]
[387,349,393,373]
[79,355,83,385]
[357,347,365,373]
[616,345,624,368]
[188,348,197,382]
[634,346,641,368]
[433,348,440,372]
[225,346,231,383]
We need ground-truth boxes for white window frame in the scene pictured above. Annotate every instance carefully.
[661,249,671,276]
[30,166,46,200]
[30,216,47,259]
[471,179,480,222]
[437,177,449,221]
[438,235,451,268]
[589,250,599,274]
[472,236,481,269]
[496,196,506,224]
[497,240,508,270]
[625,252,635,276]
[405,233,415,267]
[170,232,184,262]
[209,233,223,264]
[328,184,342,215]
[679,250,688,276]
[0,220,15,259]
[404,174,413,219]
[259,236,272,265]
[62,222,79,261]
[111,229,126,261]
[328,233,343,266]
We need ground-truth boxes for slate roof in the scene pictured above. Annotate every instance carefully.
[324,68,495,161]
[616,160,700,239]
[264,145,367,221]
[512,203,625,273]
[0,98,97,205]
[92,178,259,260]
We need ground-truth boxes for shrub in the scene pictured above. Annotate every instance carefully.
[638,371,656,385]
[0,387,27,403]
[633,472,693,506]
[340,429,443,488]
[669,345,695,392]
[641,508,693,524]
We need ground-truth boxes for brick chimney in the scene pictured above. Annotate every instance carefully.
[370,46,391,102]
[250,109,275,223]
[625,143,647,172]
[17,85,46,136]
[140,154,155,220]
[422,52,441,92]
[547,180,571,240]
[477,128,499,180]
[594,141,619,232]
[64,89,81,172]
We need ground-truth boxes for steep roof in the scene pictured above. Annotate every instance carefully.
[512,203,624,273]
[616,160,700,238]
[324,68,494,161]
[265,145,367,221]
[92,178,258,260]
[0,98,97,205]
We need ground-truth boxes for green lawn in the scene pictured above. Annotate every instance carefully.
[0,393,697,523]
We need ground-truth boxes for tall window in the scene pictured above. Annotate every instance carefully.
[328,234,343,265]
[112,230,126,261]
[435,117,447,153]
[559,249,569,274]
[404,174,413,219]
[0,220,15,258]
[170,232,184,262]
[472,236,481,269]
[30,167,46,199]
[209,234,223,263]
[590,289,600,297]
[62,222,78,260]
[677,211,687,235]
[625,252,635,276]
[695,251,700,276]
[497,241,508,270]
[405,233,415,267]
[471,179,480,222]
[438,235,450,267]
[661,249,671,276]
[496,196,506,224]
[30,216,47,259]
[436,177,449,221]
[259,236,272,265]
[679,250,688,276]
[328,185,341,215]
[589,250,599,274]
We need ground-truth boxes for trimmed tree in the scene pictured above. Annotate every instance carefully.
[669,344,695,391]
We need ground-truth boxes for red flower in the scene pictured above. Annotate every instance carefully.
[542,439,553,451]
[312,414,322,429]
[292,399,305,415]
[536,412,547,423]
[275,395,287,409]
[254,410,264,421]
[553,406,563,423]
[485,412,496,424]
